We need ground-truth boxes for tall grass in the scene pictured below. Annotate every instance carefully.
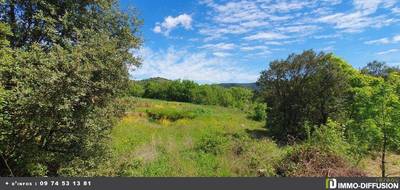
[96,98,284,176]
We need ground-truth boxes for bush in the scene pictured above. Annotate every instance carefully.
[128,82,145,97]
[277,145,365,177]
[195,133,228,155]
[146,108,209,122]
[250,103,267,121]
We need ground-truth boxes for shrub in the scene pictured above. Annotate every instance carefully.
[128,82,145,97]
[146,108,208,122]
[250,103,267,121]
[195,133,228,155]
[276,145,366,177]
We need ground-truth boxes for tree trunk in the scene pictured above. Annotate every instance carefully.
[381,132,387,178]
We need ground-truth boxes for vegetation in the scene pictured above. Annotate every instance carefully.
[92,98,284,176]
[257,51,351,143]
[0,0,141,176]
[128,78,255,110]
[257,50,400,177]
[0,0,399,178]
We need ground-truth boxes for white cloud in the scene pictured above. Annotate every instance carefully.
[353,0,383,14]
[198,0,399,47]
[153,14,193,36]
[317,11,395,33]
[394,35,400,42]
[240,45,269,51]
[365,34,400,45]
[213,52,232,57]
[377,49,399,55]
[244,32,288,41]
[131,47,258,83]
[277,25,320,33]
[270,1,311,13]
[200,42,236,50]
[320,46,335,52]
[153,26,161,33]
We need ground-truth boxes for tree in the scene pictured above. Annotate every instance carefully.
[361,61,400,78]
[257,50,351,143]
[0,0,142,176]
[345,70,400,177]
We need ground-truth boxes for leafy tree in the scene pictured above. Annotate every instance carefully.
[361,61,400,78]
[0,0,142,176]
[346,72,400,177]
[166,80,197,102]
[257,50,351,143]
[128,81,145,97]
[228,87,253,108]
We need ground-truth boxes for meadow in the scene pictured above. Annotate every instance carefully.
[97,98,282,176]
[93,98,399,177]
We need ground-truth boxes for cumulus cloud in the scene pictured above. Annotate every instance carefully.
[130,47,258,83]
[153,14,192,36]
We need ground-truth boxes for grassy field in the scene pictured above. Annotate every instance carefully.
[97,98,283,176]
[94,97,399,177]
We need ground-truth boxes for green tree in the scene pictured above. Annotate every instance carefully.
[257,50,352,143]
[361,61,400,78]
[0,0,142,176]
[128,81,145,97]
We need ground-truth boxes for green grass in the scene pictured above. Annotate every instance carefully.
[98,97,284,176]
[90,97,400,177]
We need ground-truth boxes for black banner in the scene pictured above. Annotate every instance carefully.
[0,177,399,190]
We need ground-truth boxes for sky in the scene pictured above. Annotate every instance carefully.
[119,0,400,83]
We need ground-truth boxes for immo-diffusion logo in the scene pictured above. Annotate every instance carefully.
[326,178,400,190]
[327,178,338,189]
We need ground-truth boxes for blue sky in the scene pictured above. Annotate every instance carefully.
[120,0,400,83]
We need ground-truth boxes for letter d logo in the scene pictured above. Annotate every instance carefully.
[326,178,337,189]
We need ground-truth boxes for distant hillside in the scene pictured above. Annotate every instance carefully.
[138,77,171,83]
[218,83,258,90]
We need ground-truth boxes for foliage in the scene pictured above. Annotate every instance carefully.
[276,145,365,177]
[146,108,209,122]
[129,79,254,110]
[195,133,228,155]
[93,98,283,177]
[257,50,352,143]
[0,0,141,176]
[250,103,267,121]
[128,81,145,97]
[361,61,400,78]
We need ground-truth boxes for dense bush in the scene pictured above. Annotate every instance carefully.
[250,103,267,121]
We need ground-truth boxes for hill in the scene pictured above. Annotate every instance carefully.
[218,82,258,90]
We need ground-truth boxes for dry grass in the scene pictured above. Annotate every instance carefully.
[360,153,400,177]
